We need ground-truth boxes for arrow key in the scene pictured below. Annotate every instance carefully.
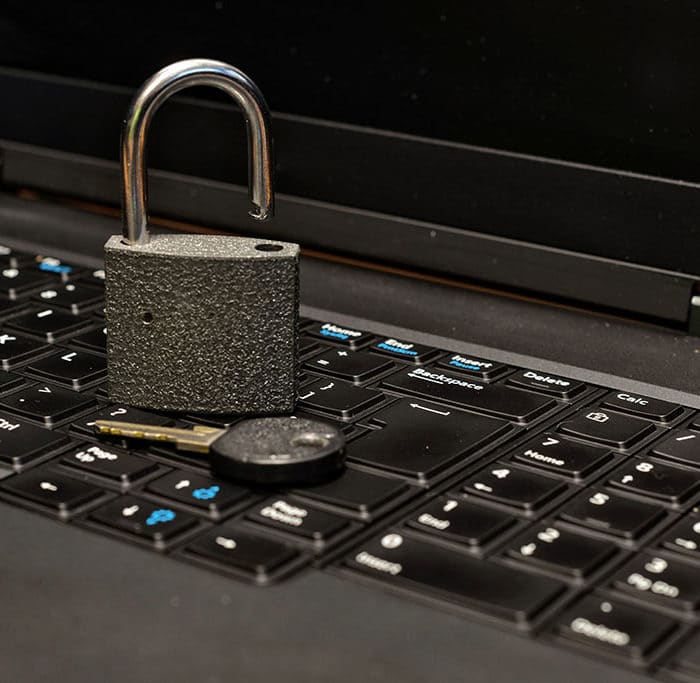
[0,384,96,426]
[25,350,107,389]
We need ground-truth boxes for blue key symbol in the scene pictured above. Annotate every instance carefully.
[146,508,176,526]
[192,485,220,501]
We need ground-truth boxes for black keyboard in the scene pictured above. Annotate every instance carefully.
[0,248,699,681]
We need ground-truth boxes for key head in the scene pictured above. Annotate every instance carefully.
[209,416,345,485]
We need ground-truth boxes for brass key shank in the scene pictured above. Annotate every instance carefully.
[93,420,225,454]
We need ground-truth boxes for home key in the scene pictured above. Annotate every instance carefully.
[94,416,346,485]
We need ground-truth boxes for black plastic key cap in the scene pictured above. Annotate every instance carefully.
[26,350,107,389]
[608,459,700,504]
[437,353,508,380]
[61,443,158,483]
[559,489,664,539]
[90,495,197,543]
[70,326,107,353]
[307,322,373,349]
[304,348,393,382]
[346,531,564,625]
[1,469,102,515]
[406,496,514,546]
[298,377,383,419]
[0,268,52,298]
[71,404,172,440]
[0,412,71,466]
[669,630,700,676]
[601,391,682,422]
[0,297,31,320]
[660,515,700,559]
[506,370,585,399]
[559,410,655,448]
[32,282,103,314]
[7,308,91,342]
[0,332,51,369]
[382,366,555,423]
[370,337,438,364]
[652,430,700,468]
[554,596,676,662]
[0,371,25,394]
[462,464,565,511]
[0,384,96,426]
[505,525,616,577]
[348,398,511,484]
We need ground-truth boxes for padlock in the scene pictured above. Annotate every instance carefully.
[104,59,299,414]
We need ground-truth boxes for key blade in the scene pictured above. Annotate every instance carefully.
[93,420,223,453]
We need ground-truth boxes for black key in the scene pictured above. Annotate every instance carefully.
[437,353,508,380]
[61,443,158,483]
[348,399,511,484]
[382,367,555,423]
[25,349,107,389]
[346,531,564,625]
[554,596,676,662]
[32,282,103,314]
[186,525,298,578]
[31,255,81,279]
[370,337,439,364]
[608,458,700,504]
[601,391,682,422]
[90,495,197,543]
[0,297,31,320]
[510,433,612,479]
[0,268,52,298]
[7,307,91,342]
[304,348,393,382]
[505,524,616,578]
[293,467,411,520]
[612,552,700,612]
[146,470,249,514]
[670,630,700,676]
[0,413,71,466]
[1,469,102,515]
[463,464,565,511]
[406,496,514,546]
[246,497,349,542]
[71,404,172,440]
[0,332,51,369]
[660,515,700,559]
[652,430,700,468]
[506,370,585,399]
[559,410,655,449]
[70,326,107,353]
[306,321,373,349]
[184,413,240,428]
[559,489,664,539]
[78,267,106,287]
[0,371,24,394]
[0,384,96,426]
[298,337,321,358]
[298,377,383,419]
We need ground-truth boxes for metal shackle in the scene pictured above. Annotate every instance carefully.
[121,58,275,245]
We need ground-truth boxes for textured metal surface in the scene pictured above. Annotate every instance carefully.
[104,233,299,413]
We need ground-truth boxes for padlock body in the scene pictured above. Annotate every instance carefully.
[104,234,299,414]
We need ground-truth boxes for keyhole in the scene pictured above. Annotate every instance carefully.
[255,243,283,252]
[142,311,154,324]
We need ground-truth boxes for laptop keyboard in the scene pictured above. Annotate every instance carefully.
[0,247,699,680]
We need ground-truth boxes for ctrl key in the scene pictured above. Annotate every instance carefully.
[554,596,676,664]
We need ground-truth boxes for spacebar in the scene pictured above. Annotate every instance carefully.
[345,532,564,625]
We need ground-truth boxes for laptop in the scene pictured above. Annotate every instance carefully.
[0,5,699,682]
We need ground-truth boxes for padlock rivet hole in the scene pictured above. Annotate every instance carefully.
[142,311,154,324]
[255,243,283,252]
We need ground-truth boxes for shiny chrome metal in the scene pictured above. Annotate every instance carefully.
[121,58,274,245]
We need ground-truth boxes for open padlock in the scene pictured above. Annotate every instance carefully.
[104,59,299,414]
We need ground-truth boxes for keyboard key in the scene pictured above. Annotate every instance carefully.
[32,282,103,314]
[608,459,700,504]
[669,630,700,677]
[612,552,700,612]
[0,371,25,394]
[0,413,71,466]
[90,495,197,544]
[437,353,508,380]
[554,596,676,662]
[0,268,52,298]
[186,525,298,579]
[463,465,565,511]
[505,525,616,577]
[293,467,411,520]
[31,255,82,280]
[307,322,373,349]
[601,391,682,422]
[304,348,393,382]
[25,350,107,390]
[0,332,51,369]
[652,430,700,468]
[370,337,438,364]
[406,497,514,546]
[246,497,349,542]
[559,489,664,539]
[145,470,249,514]
[7,308,91,342]
[348,399,511,483]
[510,433,612,479]
[660,515,700,559]
[0,297,31,320]
[70,404,172,440]
[506,370,585,399]
[298,377,383,419]
[61,443,158,483]
[69,326,107,353]
[345,531,564,625]
[77,268,106,287]
[1,469,103,515]
[559,410,655,449]
[0,384,96,426]
[382,367,555,423]
[298,337,321,358]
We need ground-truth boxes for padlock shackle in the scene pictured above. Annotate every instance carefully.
[121,58,274,245]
